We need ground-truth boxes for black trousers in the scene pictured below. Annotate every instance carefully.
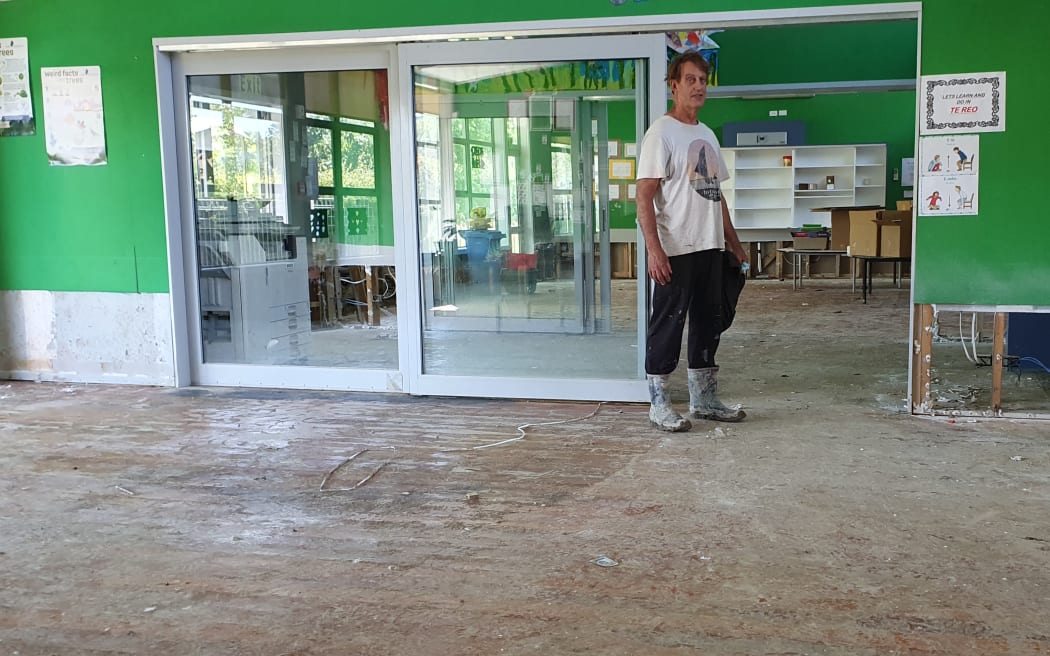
[645,249,724,375]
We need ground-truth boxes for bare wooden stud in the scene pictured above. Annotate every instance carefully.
[911,304,934,414]
[365,266,380,327]
[992,312,1006,416]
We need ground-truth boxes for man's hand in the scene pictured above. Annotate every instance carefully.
[731,244,749,267]
[635,178,671,285]
[648,247,672,285]
[721,197,749,270]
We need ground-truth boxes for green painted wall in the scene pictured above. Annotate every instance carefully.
[911,1,1050,305]
[608,101,639,230]
[713,22,917,85]
[0,0,1047,305]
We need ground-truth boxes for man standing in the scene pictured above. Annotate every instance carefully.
[635,52,749,432]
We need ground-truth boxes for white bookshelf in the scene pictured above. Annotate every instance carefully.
[722,144,887,242]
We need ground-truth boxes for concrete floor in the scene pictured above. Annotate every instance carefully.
[2,279,1049,655]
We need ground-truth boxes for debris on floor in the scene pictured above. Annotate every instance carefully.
[591,556,619,568]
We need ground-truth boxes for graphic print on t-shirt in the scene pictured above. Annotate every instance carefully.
[688,139,723,202]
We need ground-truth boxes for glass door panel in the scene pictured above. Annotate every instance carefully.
[411,58,644,380]
[187,69,398,369]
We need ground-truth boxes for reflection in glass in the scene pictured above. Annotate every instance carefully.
[189,70,397,370]
[413,59,644,380]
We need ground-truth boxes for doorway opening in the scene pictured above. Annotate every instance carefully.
[157,5,924,404]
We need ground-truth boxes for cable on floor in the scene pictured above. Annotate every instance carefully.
[441,402,604,452]
[1013,357,1050,382]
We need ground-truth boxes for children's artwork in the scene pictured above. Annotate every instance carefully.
[0,37,35,137]
[918,135,979,216]
[609,158,635,180]
[623,142,637,158]
[42,66,107,166]
[666,30,721,86]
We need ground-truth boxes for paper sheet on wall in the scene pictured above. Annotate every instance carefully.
[610,159,634,180]
[42,66,107,166]
[901,157,915,187]
[920,71,1006,135]
[918,134,979,216]
[0,37,36,137]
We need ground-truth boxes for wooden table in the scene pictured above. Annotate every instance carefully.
[776,248,847,289]
[850,255,910,303]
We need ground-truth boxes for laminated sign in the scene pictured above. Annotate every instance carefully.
[0,37,35,137]
[42,66,108,166]
[921,72,1006,135]
[918,134,979,216]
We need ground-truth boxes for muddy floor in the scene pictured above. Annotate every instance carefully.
[2,279,1048,655]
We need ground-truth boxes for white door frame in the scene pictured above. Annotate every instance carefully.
[154,2,922,403]
[154,5,921,52]
[160,44,412,391]
[397,35,665,402]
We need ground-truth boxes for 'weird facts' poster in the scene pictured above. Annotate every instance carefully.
[42,66,107,166]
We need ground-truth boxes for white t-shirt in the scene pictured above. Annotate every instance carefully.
[636,115,730,257]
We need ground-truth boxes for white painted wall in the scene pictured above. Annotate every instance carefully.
[0,291,176,385]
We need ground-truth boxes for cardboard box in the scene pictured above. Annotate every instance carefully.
[610,242,637,279]
[793,236,828,250]
[848,209,882,256]
[812,205,881,251]
[896,199,913,211]
[849,209,912,257]
[878,210,912,257]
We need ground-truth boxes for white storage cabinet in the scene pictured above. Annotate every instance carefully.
[721,144,887,242]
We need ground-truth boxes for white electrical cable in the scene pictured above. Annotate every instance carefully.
[970,312,978,363]
[959,313,975,363]
[441,402,604,452]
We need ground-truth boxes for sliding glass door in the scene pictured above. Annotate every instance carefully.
[173,47,408,390]
[169,36,663,399]
[400,36,663,400]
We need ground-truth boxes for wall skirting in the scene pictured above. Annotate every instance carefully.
[0,291,175,386]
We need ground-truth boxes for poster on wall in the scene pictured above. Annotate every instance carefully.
[665,30,721,86]
[41,66,107,166]
[0,37,35,137]
[921,71,1005,135]
[918,134,979,216]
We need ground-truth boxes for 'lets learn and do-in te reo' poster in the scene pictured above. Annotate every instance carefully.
[42,66,107,166]
[0,37,35,137]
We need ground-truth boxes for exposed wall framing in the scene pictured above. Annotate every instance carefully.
[911,304,1050,420]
